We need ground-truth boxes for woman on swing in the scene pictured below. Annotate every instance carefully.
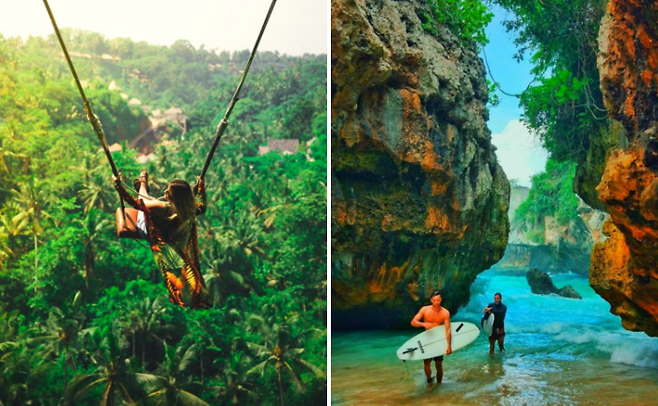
[113,170,212,309]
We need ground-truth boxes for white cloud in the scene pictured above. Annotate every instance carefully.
[491,120,548,187]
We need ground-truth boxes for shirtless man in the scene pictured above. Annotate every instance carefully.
[411,290,452,385]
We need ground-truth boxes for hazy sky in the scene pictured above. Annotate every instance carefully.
[483,5,548,186]
[490,120,548,187]
[0,0,327,56]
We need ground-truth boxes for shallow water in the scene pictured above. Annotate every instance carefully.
[331,269,658,405]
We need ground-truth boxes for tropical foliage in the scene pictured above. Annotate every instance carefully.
[489,0,610,226]
[0,29,326,405]
[420,0,494,46]
[492,0,608,162]
[514,159,580,233]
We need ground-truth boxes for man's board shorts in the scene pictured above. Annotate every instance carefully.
[491,327,505,340]
[424,355,444,362]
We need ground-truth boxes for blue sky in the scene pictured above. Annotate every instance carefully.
[483,5,548,186]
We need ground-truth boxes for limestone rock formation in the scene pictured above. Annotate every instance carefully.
[331,0,509,329]
[593,0,658,336]
[496,186,607,275]
[526,268,582,299]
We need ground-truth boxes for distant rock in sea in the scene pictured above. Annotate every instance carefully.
[526,268,582,299]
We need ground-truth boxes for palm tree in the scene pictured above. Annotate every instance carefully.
[65,321,146,406]
[0,315,48,406]
[246,312,323,406]
[125,295,176,372]
[78,170,116,214]
[0,202,31,269]
[69,150,103,190]
[10,176,52,278]
[139,341,209,406]
[33,292,85,395]
[0,143,29,181]
[0,339,51,405]
[215,351,259,405]
[149,143,177,182]
[201,219,261,305]
[77,208,111,291]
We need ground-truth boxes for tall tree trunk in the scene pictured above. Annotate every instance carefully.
[85,241,94,292]
[34,231,38,280]
[108,381,115,406]
[64,346,69,394]
[278,366,285,406]
[103,381,115,406]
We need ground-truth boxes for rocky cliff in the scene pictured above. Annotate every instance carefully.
[495,186,607,275]
[331,0,509,329]
[592,0,658,336]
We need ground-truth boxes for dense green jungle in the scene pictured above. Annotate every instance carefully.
[0,29,327,405]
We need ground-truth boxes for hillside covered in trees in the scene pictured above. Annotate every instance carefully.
[0,29,326,405]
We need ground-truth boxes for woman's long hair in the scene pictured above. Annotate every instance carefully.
[167,179,197,222]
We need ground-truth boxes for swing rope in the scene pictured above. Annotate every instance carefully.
[42,0,129,222]
[44,0,277,198]
[42,0,120,178]
[199,0,278,180]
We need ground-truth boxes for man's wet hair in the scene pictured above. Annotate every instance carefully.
[494,292,502,298]
[430,290,442,298]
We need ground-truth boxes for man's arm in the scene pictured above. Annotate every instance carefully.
[411,307,427,329]
[444,311,452,355]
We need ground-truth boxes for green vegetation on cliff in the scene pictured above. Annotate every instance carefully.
[492,0,608,163]
[420,0,493,46]
[0,30,326,405]
[489,0,612,226]
[514,159,579,241]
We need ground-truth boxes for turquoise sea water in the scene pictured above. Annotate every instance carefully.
[331,269,658,405]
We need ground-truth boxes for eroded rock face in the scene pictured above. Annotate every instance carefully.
[526,268,582,299]
[331,0,509,329]
[594,0,658,336]
[496,187,608,275]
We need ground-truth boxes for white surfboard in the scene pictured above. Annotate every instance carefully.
[396,321,480,361]
[482,313,495,337]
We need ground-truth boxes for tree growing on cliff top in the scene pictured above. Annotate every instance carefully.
[514,158,579,234]
[420,0,494,46]
[491,0,608,162]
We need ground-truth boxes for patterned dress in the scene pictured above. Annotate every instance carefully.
[115,182,212,309]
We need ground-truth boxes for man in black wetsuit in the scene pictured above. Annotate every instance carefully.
[483,292,507,357]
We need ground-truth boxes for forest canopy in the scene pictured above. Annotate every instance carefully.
[0,29,326,405]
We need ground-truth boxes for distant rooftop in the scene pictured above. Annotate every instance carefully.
[258,139,300,155]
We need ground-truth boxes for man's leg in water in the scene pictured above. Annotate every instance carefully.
[498,335,505,352]
[488,336,495,357]
[423,359,433,384]
[434,359,443,383]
